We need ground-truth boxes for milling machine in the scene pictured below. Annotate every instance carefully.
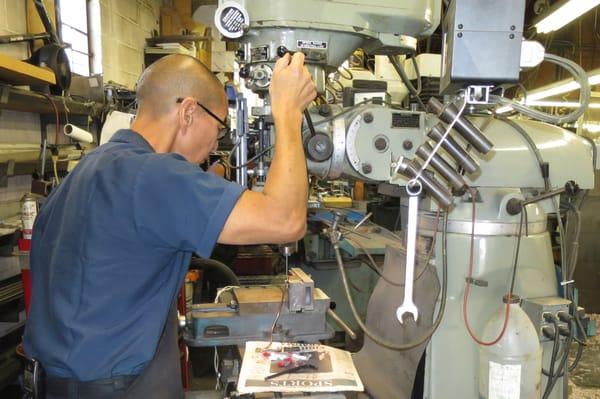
[190,1,597,398]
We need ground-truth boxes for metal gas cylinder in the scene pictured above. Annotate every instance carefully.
[479,295,542,399]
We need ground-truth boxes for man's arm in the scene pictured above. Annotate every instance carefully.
[218,53,316,245]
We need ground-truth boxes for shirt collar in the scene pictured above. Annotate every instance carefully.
[109,129,155,152]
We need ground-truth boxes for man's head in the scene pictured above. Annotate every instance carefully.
[132,54,228,163]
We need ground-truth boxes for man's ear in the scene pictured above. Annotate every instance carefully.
[178,98,196,129]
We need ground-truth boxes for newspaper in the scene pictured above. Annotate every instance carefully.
[237,341,364,394]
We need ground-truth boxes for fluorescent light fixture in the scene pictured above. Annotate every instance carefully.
[524,100,600,108]
[495,100,600,114]
[524,67,600,101]
[535,0,600,34]
[575,121,600,133]
[495,68,600,114]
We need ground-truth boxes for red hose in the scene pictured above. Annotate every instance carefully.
[463,188,511,346]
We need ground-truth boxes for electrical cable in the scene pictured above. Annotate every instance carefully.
[40,93,61,184]
[332,211,448,351]
[497,117,550,191]
[542,327,574,399]
[491,53,591,124]
[227,145,274,170]
[463,188,525,346]
[305,98,404,132]
[387,55,426,110]
[39,93,60,146]
[542,318,560,378]
[337,66,353,81]
[345,208,441,287]
[263,284,286,351]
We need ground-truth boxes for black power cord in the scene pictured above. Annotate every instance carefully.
[331,212,448,351]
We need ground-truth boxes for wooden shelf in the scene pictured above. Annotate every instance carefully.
[0,54,56,86]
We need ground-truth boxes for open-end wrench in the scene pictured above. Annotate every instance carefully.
[396,181,421,323]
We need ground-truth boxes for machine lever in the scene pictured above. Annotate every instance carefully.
[327,308,358,340]
[505,180,579,215]
[276,46,317,138]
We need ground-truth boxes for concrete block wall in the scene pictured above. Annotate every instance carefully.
[0,0,162,220]
[0,0,41,207]
[100,0,161,89]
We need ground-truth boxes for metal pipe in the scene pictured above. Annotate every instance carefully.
[416,142,467,193]
[0,33,50,44]
[235,95,248,187]
[427,124,479,174]
[87,0,102,75]
[34,0,61,45]
[396,158,454,209]
[427,97,493,154]
[327,308,357,340]
[40,138,48,177]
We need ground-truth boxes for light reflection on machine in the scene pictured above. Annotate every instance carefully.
[190,1,597,398]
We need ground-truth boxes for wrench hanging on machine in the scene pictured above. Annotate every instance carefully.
[396,180,421,323]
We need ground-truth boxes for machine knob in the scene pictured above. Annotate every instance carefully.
[239,66,249,79]
[304,133,334,162]
[277,45,290,57]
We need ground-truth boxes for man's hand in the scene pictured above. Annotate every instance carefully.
[218,52,313,245]
[269,53,317,124]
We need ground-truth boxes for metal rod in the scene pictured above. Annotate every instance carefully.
[327,308,357,340]
[235,94,248,187]
[416,142,467,192]
[0,33,49,44]
[396,158,454,209]
[427,124,479,174]
[427,97,493,154]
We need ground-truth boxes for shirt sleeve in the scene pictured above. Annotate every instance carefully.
[133,154,245,257]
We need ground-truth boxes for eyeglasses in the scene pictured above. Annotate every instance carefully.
[176,98,230,139]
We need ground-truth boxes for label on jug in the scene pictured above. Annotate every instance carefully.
[489,361,521,399]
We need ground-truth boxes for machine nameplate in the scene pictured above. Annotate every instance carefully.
[297,40,328,49]
[391,113,420,129]
[251,46,269,62]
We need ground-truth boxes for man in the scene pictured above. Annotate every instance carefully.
[23,52,316,398]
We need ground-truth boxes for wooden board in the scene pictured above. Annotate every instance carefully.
[0,53,56,86]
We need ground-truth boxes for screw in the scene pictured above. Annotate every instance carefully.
[510,25,516,31]
[362,163,372,174]
[363,112,374,123]
[318,104,332,117]
[315,141,327,153]
[457,32,463,38]
[458,24,463,29]
[403,140,413,150]
[509,33,515,39]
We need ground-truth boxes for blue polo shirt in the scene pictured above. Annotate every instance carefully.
[23,129,245,381]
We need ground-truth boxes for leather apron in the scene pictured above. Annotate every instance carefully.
[124,302,184,399]
[45,303,183,399]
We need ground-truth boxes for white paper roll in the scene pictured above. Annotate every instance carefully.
[64,124,94,143]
